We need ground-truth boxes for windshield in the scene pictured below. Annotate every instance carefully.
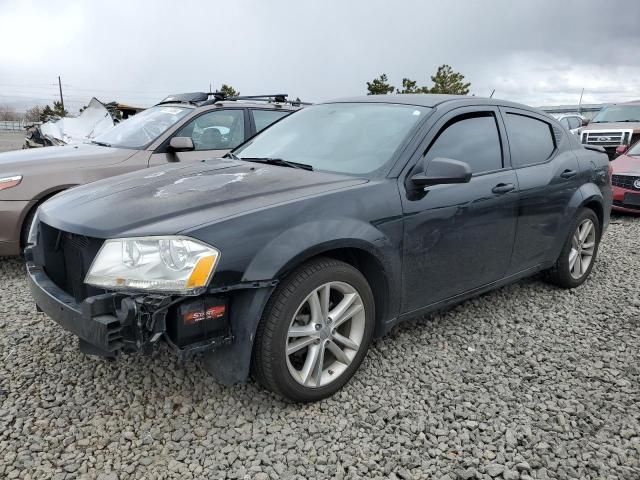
[628,141,640,156]
[591,105,640,124]
[92,105,191,149]
[235,103,430,175]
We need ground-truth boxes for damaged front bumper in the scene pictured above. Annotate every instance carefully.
[26,261,233,359]
[25,258,278,385]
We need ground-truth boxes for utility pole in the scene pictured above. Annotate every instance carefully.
[58,75,64,112]
[489,89,495,98]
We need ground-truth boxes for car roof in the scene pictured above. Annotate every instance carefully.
[324,94,462,107]
[321,94,544,113]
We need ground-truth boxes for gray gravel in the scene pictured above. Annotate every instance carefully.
[1,214,639,479]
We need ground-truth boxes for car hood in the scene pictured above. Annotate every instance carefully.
[39,159,368,238]
[0,143,136,172]
[611,154,640,175]
[584,122,640,133]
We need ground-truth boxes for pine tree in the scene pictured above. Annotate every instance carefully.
[396,78,421,94]
[366,74,395,95]
[220,84,240,98]
[422,65,470,95]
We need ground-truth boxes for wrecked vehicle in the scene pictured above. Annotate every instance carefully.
[26,95,611,402]
[23,98,117,149]
[0,93,301,256]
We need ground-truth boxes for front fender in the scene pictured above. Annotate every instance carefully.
[244,217,403,337]
[203,220,401,386]
[242,218,397,281]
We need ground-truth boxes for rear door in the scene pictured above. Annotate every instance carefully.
[400,106,519,313]
[500,108,581,273]
[149,108,249,166]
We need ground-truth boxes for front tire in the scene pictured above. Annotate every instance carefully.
[252,257,375,402]
[544,208,600,288]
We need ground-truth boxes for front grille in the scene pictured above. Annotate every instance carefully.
[582,129,633,147]
[611,174,640,191]
[40,223,105,302]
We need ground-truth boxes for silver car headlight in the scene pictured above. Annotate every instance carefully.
[85,236,220,295]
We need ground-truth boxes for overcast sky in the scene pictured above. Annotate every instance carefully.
[1,0,639,112]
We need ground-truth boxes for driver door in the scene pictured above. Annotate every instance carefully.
[400,107,519,313]
[149,108,247,166]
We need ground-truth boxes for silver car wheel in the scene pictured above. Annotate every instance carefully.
[286,281,366,388]
[569,218,596,280]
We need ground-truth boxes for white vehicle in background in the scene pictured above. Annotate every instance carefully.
[557,114,587,135]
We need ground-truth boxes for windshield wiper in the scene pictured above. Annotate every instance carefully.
[240,157,313,171]
[91,140,111,147]
[224,151,240,160]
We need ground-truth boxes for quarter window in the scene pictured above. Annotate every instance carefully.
[504,113,555,168]
[426,113,503,173]
[252,109,291,133]
[175,109,245,151]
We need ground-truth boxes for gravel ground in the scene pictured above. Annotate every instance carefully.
[1,214,639,480]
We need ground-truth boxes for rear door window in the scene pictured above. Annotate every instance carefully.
[425,112,503,174]
[504,113,555,167]
[252,109,291,133]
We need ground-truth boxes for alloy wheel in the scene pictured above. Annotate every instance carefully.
[569,218,596,279]
[286,281,366,388]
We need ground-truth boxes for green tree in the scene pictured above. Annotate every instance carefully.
[366,74,394,95]
[220,84,240,97]
[52,100,68,117]
[40,105,54,122]
[396,78,421,94]
[39,101,68,122]
[422,64,470,95]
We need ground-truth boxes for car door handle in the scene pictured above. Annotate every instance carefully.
[492,183,515,194]
[560,169,577,179]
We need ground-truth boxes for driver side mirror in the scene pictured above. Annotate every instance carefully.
[169,136,194,152]
[615,145,628,156]
[411,157,472,187]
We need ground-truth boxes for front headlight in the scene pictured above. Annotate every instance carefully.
[85,236,220,295]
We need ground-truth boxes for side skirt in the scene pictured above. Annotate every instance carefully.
[380,263,551,335]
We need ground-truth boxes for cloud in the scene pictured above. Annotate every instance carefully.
[0,0,638,111]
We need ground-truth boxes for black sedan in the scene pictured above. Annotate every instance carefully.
[26,94,612,402]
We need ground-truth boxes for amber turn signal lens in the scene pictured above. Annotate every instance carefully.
[186,254,218,289]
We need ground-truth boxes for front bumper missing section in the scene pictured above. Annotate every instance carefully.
[27,262,124,354]
[26,261,233,359]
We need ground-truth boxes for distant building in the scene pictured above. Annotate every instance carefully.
[539,103,609,120]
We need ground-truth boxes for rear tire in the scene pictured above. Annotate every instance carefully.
[251,257,375,402]
[544,208,600,288]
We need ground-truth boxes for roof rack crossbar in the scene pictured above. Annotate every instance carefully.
[160,92,310,107]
